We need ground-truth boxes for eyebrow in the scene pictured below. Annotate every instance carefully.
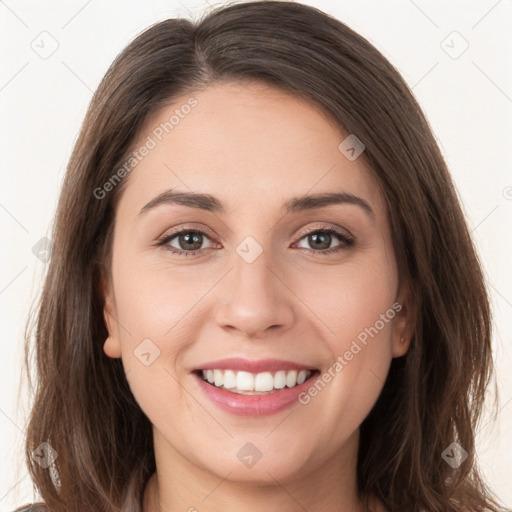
[138,189,374,219]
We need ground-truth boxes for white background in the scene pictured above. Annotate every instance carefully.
[1,0,511,509]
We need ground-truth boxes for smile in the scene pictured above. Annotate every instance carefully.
[191,358,321,416]
[199,369,314,394]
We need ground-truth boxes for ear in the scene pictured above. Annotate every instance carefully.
[100,270,122,359]
[392,279,416,358]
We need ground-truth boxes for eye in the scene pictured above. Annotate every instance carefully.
[156,228,215,256]
[293,226,354,255]
[156,225,354,258]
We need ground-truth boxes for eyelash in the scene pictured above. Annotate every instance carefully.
[155,226,355,257]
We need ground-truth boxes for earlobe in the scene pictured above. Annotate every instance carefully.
[392,281,416,358]
[103,334,122,358]
[103,306,122,358]
[100,272,122,358]
[392,335,411,358]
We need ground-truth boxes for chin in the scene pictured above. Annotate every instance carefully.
[198,440,315,486]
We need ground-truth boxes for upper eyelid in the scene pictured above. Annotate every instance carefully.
[293,223,352,240]
[159,223,216,240]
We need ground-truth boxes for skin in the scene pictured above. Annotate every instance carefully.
[102,81,414,512]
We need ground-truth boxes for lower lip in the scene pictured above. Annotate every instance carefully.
[192,371,320,416]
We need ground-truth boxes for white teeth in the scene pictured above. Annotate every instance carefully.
[286,370,297,387]
[213,369,223,387]
[200,368,313,393]
[297,370,308,385]
[236,371,254,391]
[254,372,274,392]
[274,370,286,389]
[223,369,236,389]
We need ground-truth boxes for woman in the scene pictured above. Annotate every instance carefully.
[15,1,507,511]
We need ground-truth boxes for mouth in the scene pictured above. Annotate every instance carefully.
[190,357,322,415]
[193,368,321,395]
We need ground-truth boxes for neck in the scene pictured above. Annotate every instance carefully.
[142,428,380,512]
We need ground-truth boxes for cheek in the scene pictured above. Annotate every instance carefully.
[292,250,397,421]
[292,253,398,347]
[110,255,198,398]
[112,248,206,343]
[114,273,194,423]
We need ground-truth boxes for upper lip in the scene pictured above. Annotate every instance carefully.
[194,358,318,373]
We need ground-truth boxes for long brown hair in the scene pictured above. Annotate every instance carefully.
[18,1,506,511]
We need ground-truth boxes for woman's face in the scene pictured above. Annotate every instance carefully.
[103,81,412,487]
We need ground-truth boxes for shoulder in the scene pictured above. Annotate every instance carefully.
[12,504,47,512]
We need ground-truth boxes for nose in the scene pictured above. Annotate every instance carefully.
[214,248,295,340]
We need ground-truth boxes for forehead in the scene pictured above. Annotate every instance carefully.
[117,81,385,219]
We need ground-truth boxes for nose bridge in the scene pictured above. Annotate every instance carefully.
[214,239,294,337]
